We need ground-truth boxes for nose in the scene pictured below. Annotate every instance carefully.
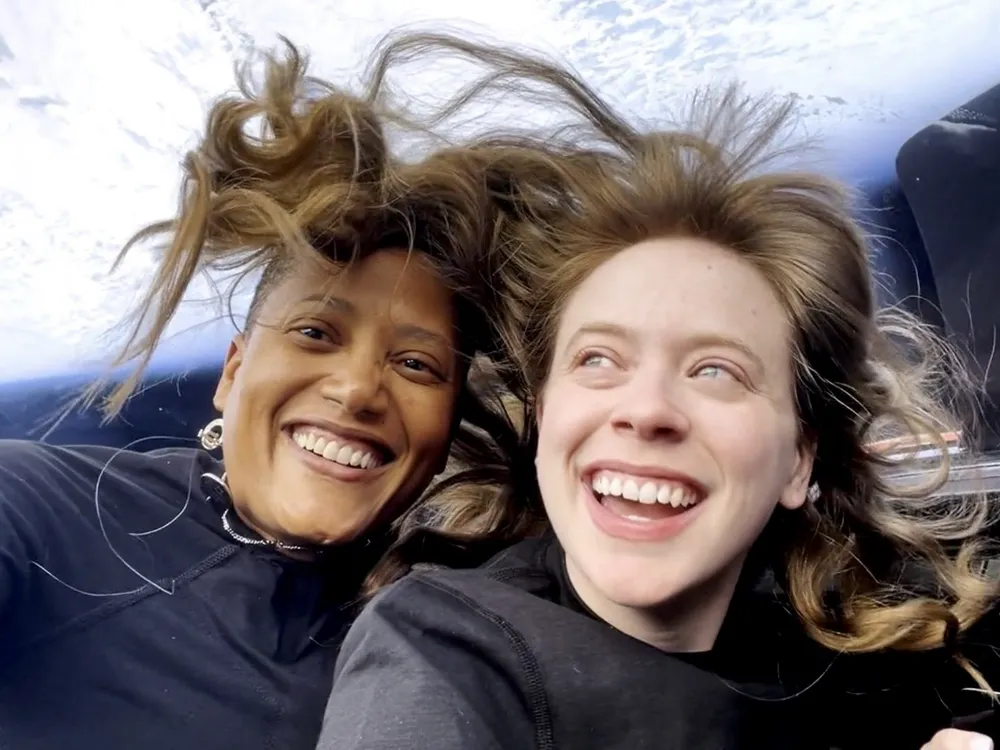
[320,347,388,420]
[609,366,691,441]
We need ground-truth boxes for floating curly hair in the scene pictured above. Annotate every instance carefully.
[349,32,1000,687]
[84,35,552,598]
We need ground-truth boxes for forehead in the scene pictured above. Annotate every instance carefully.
[559,237,791,357]
[261,249,455,329]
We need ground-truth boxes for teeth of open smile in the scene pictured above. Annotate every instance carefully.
[292,429,382,470]
[591,471,699,508]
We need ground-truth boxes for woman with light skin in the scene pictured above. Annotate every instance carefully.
[317,37,1000,750]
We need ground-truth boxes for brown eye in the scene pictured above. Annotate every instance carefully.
[402,358,430,372]
[292,324,341,346]
[297,327,327,341]
[394,355,445,384]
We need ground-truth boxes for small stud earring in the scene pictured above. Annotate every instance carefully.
[806,482,820,503]
[198,418,224,452]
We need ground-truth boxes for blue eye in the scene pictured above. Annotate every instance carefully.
[694,363,742,382]
[580,352,614,368]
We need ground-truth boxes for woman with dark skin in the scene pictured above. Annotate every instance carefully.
[0,39,536,750]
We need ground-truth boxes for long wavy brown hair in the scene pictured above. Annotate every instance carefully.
[82,36,550,597]
[345,33,1000,685]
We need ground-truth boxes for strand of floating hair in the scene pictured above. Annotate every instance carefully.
[128,440,198,537]
[28,435,193,597]
[719,649,840,702]
[90,435,188,595]
[27,563,147,598]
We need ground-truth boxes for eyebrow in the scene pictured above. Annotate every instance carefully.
[682,333,767,373]
[301,293,356,315]
[299,293,454,352]
[564,322,766,372]
[394,323,454,352]
[562,322,635,355]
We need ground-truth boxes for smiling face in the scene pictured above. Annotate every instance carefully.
[212,249,462,547]
[535,237,814,651]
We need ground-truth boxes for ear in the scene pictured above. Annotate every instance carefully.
[213,335,246,413]
[530,393,545,466]
[778,436,817,511]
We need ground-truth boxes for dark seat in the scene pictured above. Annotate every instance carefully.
[862,177,944,329]
[896,83,1000,449]
[0,364,220,448]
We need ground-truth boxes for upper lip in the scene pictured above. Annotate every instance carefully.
[285,418,396,461]
[580,459,707,496]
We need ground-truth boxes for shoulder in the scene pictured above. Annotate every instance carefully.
[0,439,213,475]
[326,566,550,750]
[383,535,557,621]
[340,537,560,677]
[339,536,565,686]
[346,568,527,651]
[0,441,221,575]
[0,439,102,487]
[0,442,228,644]
[0,441,121,520]
[0,440,213,508]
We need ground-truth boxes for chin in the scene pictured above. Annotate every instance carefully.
[265,498,351,543]
[602,576,686,611]
[579,555,692,610]
[293,514,374,546]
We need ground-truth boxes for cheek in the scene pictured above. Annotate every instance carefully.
[704,409,797,489]
[535,379,602,467]
[220,371,258,443]
[224,350,321,459]
[234,343,309,409]
[399,389,459,453]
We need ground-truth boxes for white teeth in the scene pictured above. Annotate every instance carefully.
[638,482,657,504]
[670,487,691,507]
[622,479,639,500]
[336,445,353,465]
[590,471,699,508]
[292,429,382,470]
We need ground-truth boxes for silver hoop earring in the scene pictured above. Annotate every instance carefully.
[806,483,820,503]
[198,418,224,451]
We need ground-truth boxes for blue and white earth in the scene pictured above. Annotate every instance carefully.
[1,0,998,380]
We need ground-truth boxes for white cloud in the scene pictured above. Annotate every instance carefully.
[1,0,998,381]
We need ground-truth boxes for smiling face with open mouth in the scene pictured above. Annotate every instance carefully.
[212,248,462,548]
[535,237,815,651]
